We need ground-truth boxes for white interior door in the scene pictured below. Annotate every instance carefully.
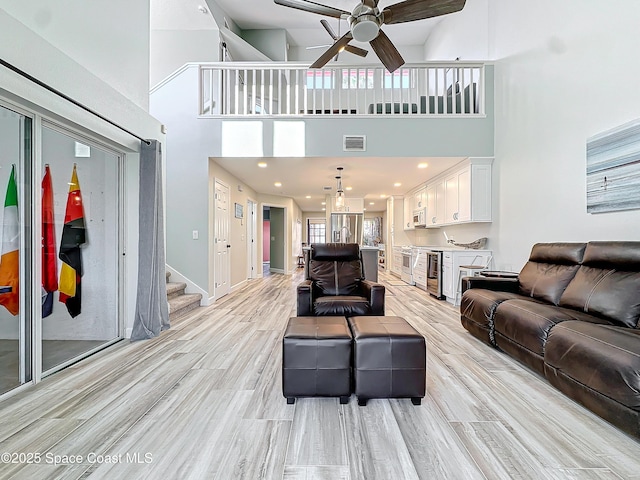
[214,180,230,299]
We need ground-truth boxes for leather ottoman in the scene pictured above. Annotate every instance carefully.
[347,316,426,406]
[282,316,352,404]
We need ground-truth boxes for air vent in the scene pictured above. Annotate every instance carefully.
[323,186,333,191]
[343,135,366,152]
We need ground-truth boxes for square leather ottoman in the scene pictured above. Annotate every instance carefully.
[282,316,352,404]
[348,316,426,406]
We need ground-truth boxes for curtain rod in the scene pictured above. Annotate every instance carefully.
[0,58,151,145]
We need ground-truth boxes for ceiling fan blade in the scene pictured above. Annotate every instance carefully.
[362,0,380,7]
[383,0,466,25]
[310,32,353,68]
[369,30,404,73]
[369,30,405,73]
[344,44,369,58]
[274,0,349,19]
[320,19,338,40]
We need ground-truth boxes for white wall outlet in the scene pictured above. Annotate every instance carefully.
[192,230,199,240]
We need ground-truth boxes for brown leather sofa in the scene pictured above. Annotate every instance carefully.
[460,241,640,438]
[297,243,385,316]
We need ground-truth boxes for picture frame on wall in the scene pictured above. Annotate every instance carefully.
[587,119,640,214]
[234,202,243,219]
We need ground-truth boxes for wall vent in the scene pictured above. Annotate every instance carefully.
[343,135,366,152]
[323,186,333,191]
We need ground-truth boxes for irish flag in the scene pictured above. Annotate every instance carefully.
[42,165,58,317]
[59,165,86,318]
[0,164,19,316]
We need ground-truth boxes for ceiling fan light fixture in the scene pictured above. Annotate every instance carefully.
[350,16,380,42]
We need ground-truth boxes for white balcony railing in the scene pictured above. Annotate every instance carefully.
[199,62,485,117]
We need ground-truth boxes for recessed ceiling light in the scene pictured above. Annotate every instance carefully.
[321,201,326,205]
[346,186,353,191]
[363,208,367,211]
[369,202,375,205]
[380,194,386,198]
[258,162,267,168]
[322,207,326,211]
[274,182,282,187]
[305,195,311,199]
[394,182,402,187]
[418,163,428,169]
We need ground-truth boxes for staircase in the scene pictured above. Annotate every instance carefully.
[166,271,203,321]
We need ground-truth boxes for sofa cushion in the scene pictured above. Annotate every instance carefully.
[518,243,586,305]
[493,299,611,356]
[545,321,640,410]
[314,296,370,316]
[461,289,526,329]
[559,241,640,328]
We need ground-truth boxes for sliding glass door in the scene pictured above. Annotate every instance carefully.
[0,104,32,395]
[40,125,121,374]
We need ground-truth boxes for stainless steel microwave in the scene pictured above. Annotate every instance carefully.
[413,208,426,227]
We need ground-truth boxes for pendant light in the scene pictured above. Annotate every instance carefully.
[335,167,345,209]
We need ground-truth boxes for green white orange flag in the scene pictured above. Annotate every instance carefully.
[0,164,20,315]
[59,165,86,318]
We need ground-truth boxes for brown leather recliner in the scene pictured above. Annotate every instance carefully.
[297,243,385,316]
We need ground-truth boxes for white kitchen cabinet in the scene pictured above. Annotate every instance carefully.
[403,195,414,231]
[391,247,403,277]
[413,188,426,210]
[440,250,492,304]
[412,248,428,290]
[441,251,454,298]
[443,161,491,224]
[426,181,446,227]
[330,197,364,213]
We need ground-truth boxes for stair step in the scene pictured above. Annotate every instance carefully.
[166,282,187,299]
[168,293,202,320]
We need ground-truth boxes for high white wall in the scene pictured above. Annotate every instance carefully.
[425,0,640,271]
[150,29,221,87]
[1,0,151,110]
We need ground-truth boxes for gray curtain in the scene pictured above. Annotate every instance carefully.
[131,140,170,341]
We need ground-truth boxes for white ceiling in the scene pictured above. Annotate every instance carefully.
[211,0,444,49]
[213,156,465,211]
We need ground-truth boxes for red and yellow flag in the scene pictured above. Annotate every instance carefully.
[59,165,86,318]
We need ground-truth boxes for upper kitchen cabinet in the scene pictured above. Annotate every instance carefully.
[426,180,446,227]
[413,188,426,210]
[403,195,414,231]
[443,158,492,224]
[330,197,364,213]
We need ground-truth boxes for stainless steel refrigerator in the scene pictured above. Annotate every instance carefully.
[330,213,363,244]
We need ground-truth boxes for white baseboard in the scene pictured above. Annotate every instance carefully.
[165,264,210,306]
[270,268,285,274]
[231,279,247,293]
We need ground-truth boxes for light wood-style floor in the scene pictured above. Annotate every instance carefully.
[0,270,639,479]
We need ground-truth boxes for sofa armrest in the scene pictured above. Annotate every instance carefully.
[361,279,385,315]
[297,279,314,316]
[462,276,519,294]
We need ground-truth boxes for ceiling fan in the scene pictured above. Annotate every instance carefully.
[306,19,369,62]
[274,0,467,72]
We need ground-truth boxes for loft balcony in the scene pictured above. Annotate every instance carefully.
[198,61,486,118]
